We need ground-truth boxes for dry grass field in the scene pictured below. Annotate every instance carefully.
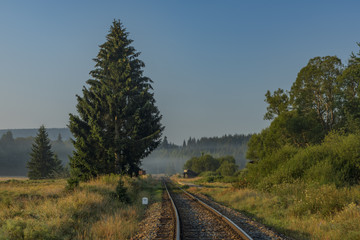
[0,175,161,240]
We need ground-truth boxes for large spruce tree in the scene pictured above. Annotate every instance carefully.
[69,20,163,180]
[27,125,60,179]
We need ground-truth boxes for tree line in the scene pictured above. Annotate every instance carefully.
[245,43,360,188]
[142,134,251,174]
[0,129,73,177]
[184,154,239,179]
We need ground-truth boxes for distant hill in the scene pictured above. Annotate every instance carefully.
[0,128,72,141]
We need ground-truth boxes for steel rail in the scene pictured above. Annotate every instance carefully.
[164,180,181,240]
[178,184,253,240]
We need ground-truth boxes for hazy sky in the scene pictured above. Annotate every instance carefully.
[1,1,360,144]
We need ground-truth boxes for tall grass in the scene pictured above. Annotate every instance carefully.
[0,175,161,240]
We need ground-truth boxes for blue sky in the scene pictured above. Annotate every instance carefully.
[0,1,359,144]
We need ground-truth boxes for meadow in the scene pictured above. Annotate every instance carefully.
[177,177,360,240]
[0,175,162,240]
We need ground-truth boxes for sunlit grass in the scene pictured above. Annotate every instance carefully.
[0,175,161,240]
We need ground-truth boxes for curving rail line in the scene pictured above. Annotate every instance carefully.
[163,179,253,240]
[164,181,181,240]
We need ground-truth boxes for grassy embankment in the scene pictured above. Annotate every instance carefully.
[0,175,162,240]
[174,177,360,240]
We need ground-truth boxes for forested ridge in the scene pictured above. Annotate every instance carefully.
[142,134,251,174]
[0,128,72,140]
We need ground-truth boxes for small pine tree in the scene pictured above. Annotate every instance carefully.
[53,154,64,172]
[50,154,66,178]
[27,125,61,179]
[113,178,130,203]
[57,133,63,142]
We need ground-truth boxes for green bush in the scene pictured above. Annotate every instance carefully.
[184,154,240,178]
[217,161,238,177]
[184,154,220,174]
[289,184,351,217]
[66,177,79,191]
[246,133,360,189]
[246,145,298,187]
[113,179,130,204]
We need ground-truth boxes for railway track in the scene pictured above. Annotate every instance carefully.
[158,179,252,240]
[153,182,179,239]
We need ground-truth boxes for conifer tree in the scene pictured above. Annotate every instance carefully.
[27,125,60,179]
[57,133,63,142]
[69,20,163,180]
[53,154,64,173]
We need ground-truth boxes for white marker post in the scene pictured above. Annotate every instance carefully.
[142,197,148,205]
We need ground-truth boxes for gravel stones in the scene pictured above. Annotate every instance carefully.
[131,202,162,240]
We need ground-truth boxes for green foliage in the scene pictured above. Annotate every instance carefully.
[272,182,354,217]
[246,113,313,162]
[246,43,360,192]
[217,161,238,177]
[69,19,163,180]
[184,154,240,182]
[113,178,130,204]
[247,133,360,189]
[27,126,63,180]
[231,176,249,189]
[184,154,220,174]
[246,144,299,187]
[217,155,236,165]
[291,56,343,131]
[66,177,79,191]
[264,88,290,120]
